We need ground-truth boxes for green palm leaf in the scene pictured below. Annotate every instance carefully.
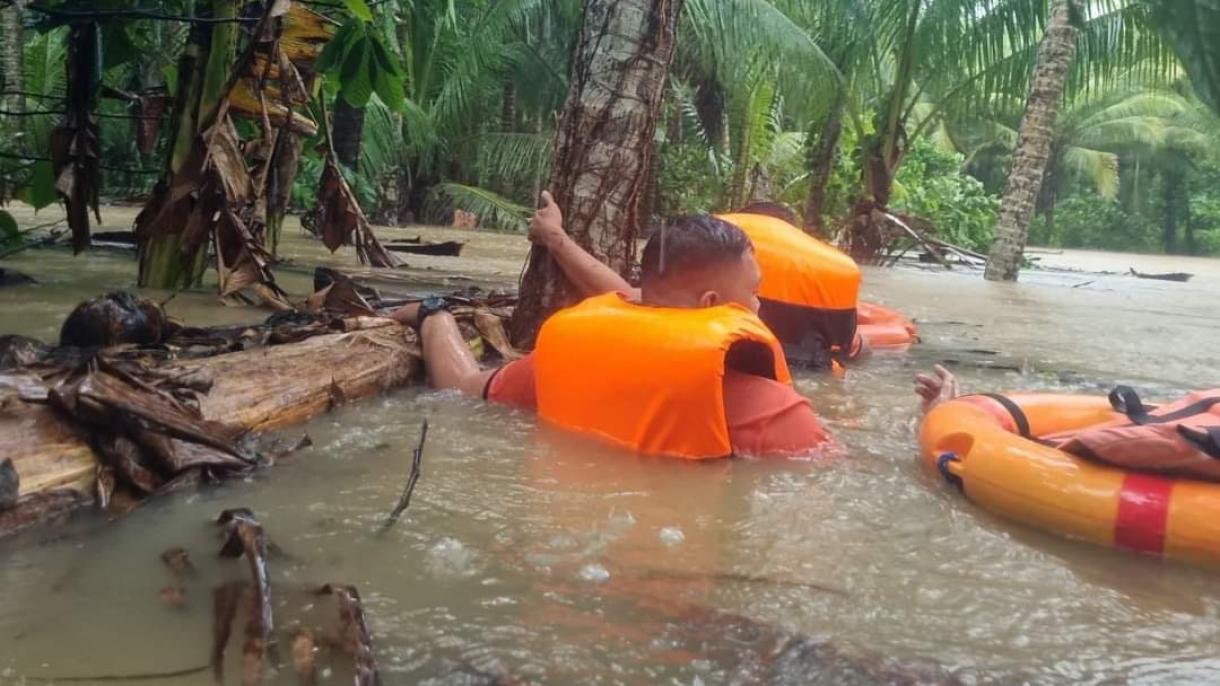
[1144,0,1220,115]
[425,183,530,232]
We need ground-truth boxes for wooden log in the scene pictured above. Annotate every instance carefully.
[0,324,420,535]
[1130,268,1193,283]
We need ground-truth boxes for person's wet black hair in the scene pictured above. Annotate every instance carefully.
[640,215,751,286]
[736,201,799,226]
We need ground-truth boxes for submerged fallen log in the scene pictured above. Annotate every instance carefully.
[1129,267,1193,283]
[0,315,421,537]
[90,231,138,249]
[0,267,37,288]
[384,239,465,257]
[317,584,381,686]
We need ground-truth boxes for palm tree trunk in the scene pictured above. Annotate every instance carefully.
[984,0,1079,282]
[1037,161,1058,241]
[332,97,364,171]
[844,134,904,263]
[1,0,24,113]
[1184,199,1197,256]
[802,95,844,237]
[529,112,544,206]
[694,76,726,154]
[510,0,684,346]
[639,136,660,230]
[1162,169,1181,254]
[501,82,516,133]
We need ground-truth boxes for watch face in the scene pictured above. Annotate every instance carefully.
[419,297,448,320]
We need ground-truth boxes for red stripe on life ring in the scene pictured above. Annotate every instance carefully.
[1114,473,1175,554]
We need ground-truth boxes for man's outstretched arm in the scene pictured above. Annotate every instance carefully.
[388,303,495,397]
[531,191,640,299]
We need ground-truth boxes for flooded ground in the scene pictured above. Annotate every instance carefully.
[2,204,1219,684]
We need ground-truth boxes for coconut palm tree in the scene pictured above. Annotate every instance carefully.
[983,0,1181,279]
[510,0,685,344]
[957,87,1215,235]
[985,0,1079,281]
[1,0,25,113]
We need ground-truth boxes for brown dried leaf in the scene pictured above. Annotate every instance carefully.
[267,130,303,233]
[281,4,334,65]
[229,80,318,136]
[315,158,360,253]
[269,0,292,18]
[204,117,254,205]
[136,93,170,156]
[276,48,310,105]
[51,123,100,255]
[473,309,521,361]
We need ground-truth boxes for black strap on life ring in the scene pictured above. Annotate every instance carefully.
[1110,385,1220,426]
[978,393,1031,438]
[1178,425,1220,460]
[1109,386,1152,423]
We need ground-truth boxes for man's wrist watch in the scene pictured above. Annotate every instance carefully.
[416,296,450,326]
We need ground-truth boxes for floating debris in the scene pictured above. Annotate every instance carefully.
[210,581,246,682]
[384,240,465,257]
[381,419,428,530]
[290,627,319,686]
[159,585,188,609]
[161,547,196,577]
[0,459,17,509]
[1130,267,1193,282]
[316,584,380,686]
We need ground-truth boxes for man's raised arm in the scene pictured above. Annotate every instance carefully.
[529,191,640,299]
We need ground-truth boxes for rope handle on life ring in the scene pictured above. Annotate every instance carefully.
[937,452,964,492]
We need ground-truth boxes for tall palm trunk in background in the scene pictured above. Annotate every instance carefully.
[332,98,364,171]
[802,95,844,237]
[1162,168,1184,254]
[510,0,684,346]
[984,0,1079,282]
[693,77,727,155]
[1,0,24,113]
[501,82,516,133]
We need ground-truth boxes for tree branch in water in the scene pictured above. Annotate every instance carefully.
[381,419,428,530]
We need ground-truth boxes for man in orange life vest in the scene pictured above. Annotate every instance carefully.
[391,191,831,458]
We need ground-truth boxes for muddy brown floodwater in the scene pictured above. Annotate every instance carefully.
[1,204,1219,684]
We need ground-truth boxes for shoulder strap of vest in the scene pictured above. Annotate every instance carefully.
[1178,425,1220,459]
[1110,385,1220,425]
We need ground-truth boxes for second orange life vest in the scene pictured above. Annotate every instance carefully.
[533,293,791,459]
[717,213,861,367]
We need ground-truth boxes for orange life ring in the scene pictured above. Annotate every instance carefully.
[856,301,918,350]
[919,394,1220,567]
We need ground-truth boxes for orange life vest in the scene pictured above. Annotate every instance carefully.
[533,292,792,460]
[717,213,861,366]
[1047,387,1220,482]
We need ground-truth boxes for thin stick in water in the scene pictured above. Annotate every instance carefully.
[382,419,428,529]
